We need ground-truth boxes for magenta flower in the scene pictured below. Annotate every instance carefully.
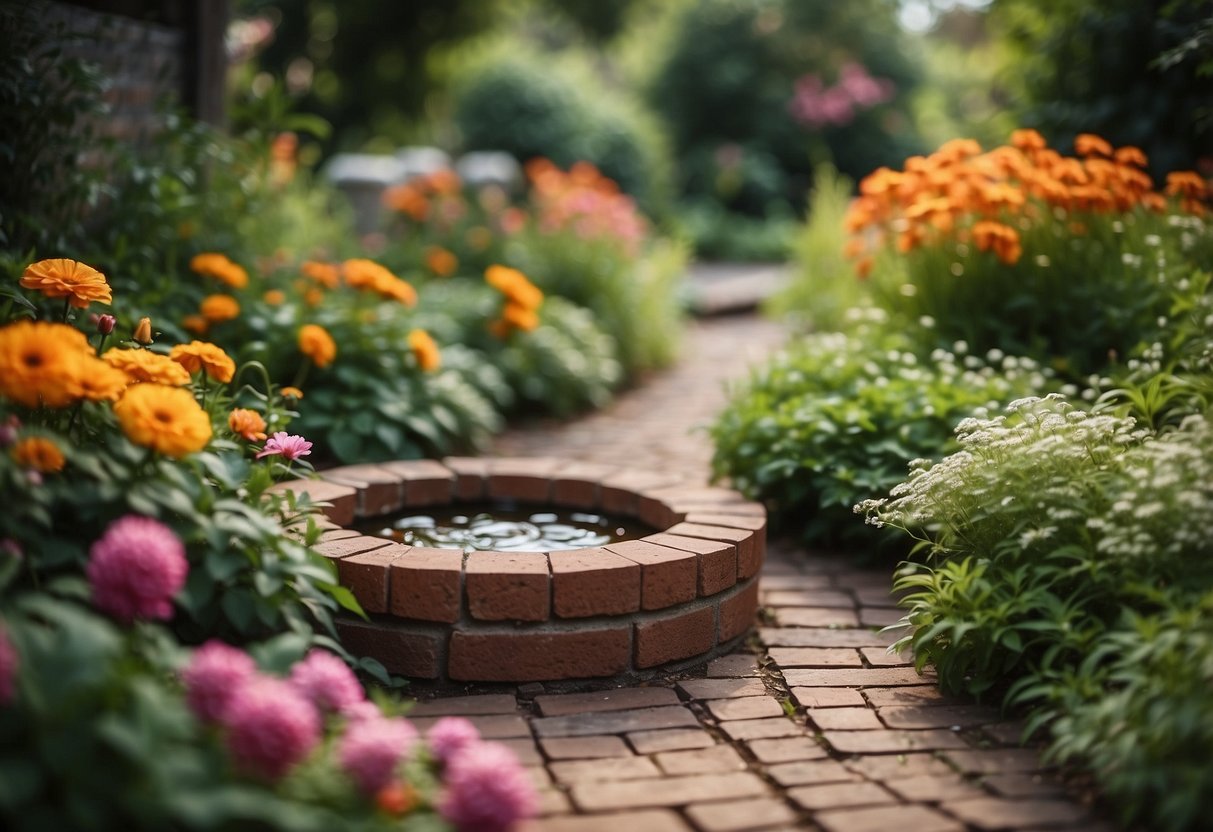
[0,624,18,707]
[338,715,418,795]
[182,640,259,724]
[87,515,188,624]
[426,717,481,765]
[437,741,538,832]
[221,676,321,781]
[255,431,312,461]
[289,649,365,715]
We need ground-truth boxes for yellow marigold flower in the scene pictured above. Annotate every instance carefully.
[0,320,92,408]
[380,276,418,306]
[103,348,191,386]
[11,437,65,472]
[74,356,129,401]
[228,407,268,442]
[200,294,241,323]
[182,315,210,335]
[502,302,540,332]
[1010,128,1047,152]
[133,316,153,345]
[170,341,236,383]
[425,246,458,277]
[298,324,337,368]
[342,259,419,306]
[20,258,112,308]
[114,384,212,458]
[407,329,441,372]
[301,260,340,289]
[1074,133,1113,158]
[280,386,304,400]
[263,289,286,306]
[1113,146,1148,168]
[190,252,249,289]
[485,265,543,310]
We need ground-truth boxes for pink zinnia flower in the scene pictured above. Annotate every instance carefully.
[338,715,418,795]
[289,649,365,714]
[87,515,188,624]
[222,676,320,781]
[426,717,481,765]
[0,624,18,706]
[182,640,258,724]
[438,742,538,832]
[255,431,312,461]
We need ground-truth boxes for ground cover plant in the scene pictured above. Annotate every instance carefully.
[0,258,537,830]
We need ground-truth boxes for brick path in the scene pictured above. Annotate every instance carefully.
[407,311,1107,831]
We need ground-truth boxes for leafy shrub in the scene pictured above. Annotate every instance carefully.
[711,315,1053,553]
[676,199,796,263]
[846,130,1213,376]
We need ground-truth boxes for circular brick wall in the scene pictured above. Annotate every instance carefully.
[270,457,765,683]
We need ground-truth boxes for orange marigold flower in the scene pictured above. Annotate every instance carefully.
[200,294,241,323]
[74,356,129,402]
[425,246,458,277]
[263,289,286,305]
[1141,192,1167,213]
[228,408,268,442]
[20,258,112,308]
[103,348,191,386]
[342,259,418,305]
[1113,146,1148,167]
[422,169,462,196]
[0,320,92,408]
[972,221,1022,265]
[11,437,66,472]
[182,315,210,335]
[380,276,418,306]
[1074,133,1113,158]
[133,316,154,345]
[303,287,324,307]
[382,184,430,221]
[301,260,341,289]
[280,386,304,400]
[407,329,441,372]
[190,253,249,289]
[298,324,336,368]
[485,265,543,310]
[501,302,540,332]
[114,383,212,458]
[1166,171,1208,199]
[170,341,236,383]
[1010,128,1047,152]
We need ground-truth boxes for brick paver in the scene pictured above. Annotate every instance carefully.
[396,307,1099,830]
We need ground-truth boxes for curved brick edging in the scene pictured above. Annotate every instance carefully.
[270,457,765,683]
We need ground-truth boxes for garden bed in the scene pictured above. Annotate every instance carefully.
[270,458,765,683]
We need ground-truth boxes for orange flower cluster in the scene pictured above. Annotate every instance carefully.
[301,260,341,289]
[382,170,463,222]
[342,259,418,306]
[103,348,192,386]
[407,329,441,372]
[425,246,458,277]
[524,159,646,253]
[485,265,543,338]
[170,341,236,383]
[298,324,337,368]
[228,407,268,442]
[10,436,66,472]
[845,130,1210,271]
[190,253,249,289]
[20,258,112,308]
[0,320,128,407]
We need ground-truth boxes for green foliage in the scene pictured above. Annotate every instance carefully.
[676,200,795,263]
[991,0,1212,176]
[711,319,1053,554]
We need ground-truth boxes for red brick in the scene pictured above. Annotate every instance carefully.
[677,678,766,699]
[319,464,403,517]
[406,694,518,716]
[685,797,797,832]
[683,512,766,534]
[449,626,630,682]
[776,607,859,627]
[672,501,766,518]
[655,745,746,775]
[636,494,681,529]
[389,546,462,623]
[465,551,550,621]
[551,756,662,784]
[605,540,697,610]
[337,543,408,613]
[535,706,700,739]
[979,773,1067,798]
[334,618,441,679]
[569,772,768,812]
[488,457,559,502]
[822,729,969,754]
[782,667,932,688]
[664,521,763,579]
[789,687,866,709]
[377,459,455,506]
[769,647,862,667]
[643,486,749,505]
[634,605,716,668]
[442,456,491,499]
[540,736,633,759]
[536,687,680,717]
[627,728,716,754]
[862,685,951,708]
[787,781,896,811]
[760,627,896,648]
[706,654,762,677]
[267,479,357,526]
[409,714,530,739]
[718,579,759,642]
[502,740,544,767]
[530,809,693,832]
[879,704,1000,730]
[643,533,737,596]
[767,759,861,787]
[882,775,988,803]
[844,753,956,781]
[718,718,805,741]
[706,696,786,721]
[763,589,855,609]
[816,805,963,832]
[313,534,394,562]
[550,462,618,508]
[599,471,685,515]
[941,797,1092,830]
[549,549,641,618]
[747,737,829,763]
[808,707,884,731]
[941,748,1049,775]
[317,528,362,542]
[861,645,914,667]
